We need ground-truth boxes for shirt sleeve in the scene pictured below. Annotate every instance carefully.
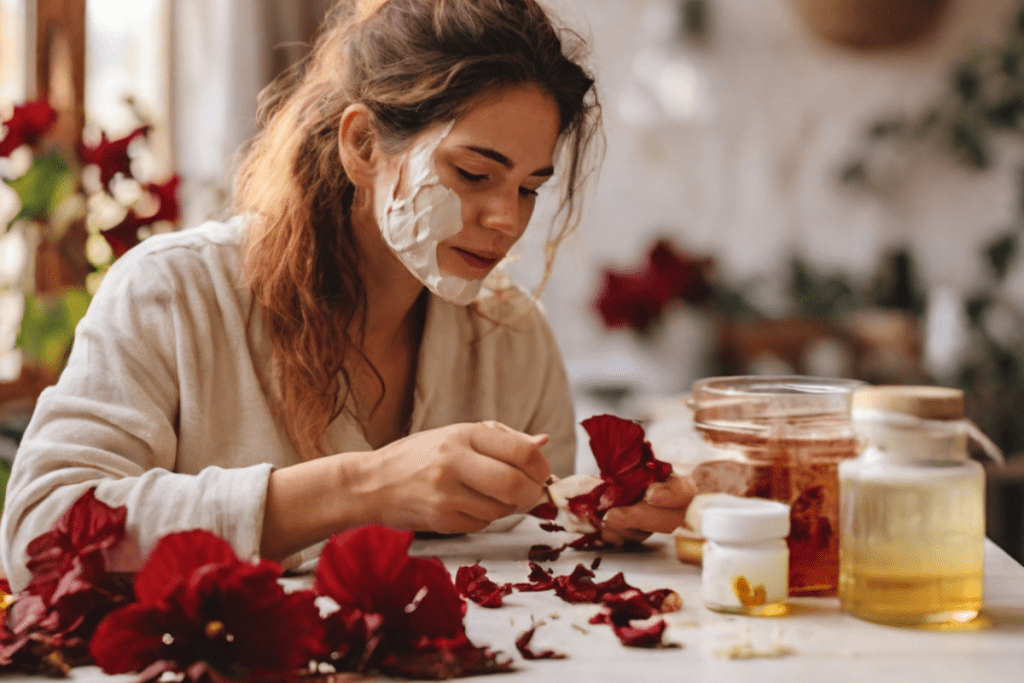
[522,309,577,478]
[0,245,272,591]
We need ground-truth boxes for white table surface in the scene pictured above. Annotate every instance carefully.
[10,517,1024,683]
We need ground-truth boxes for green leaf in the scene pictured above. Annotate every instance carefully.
[950,121,989,169]
[985,233,1018,280]
[953,64,981,101]
[16,288,92,373]
[964,293,992,326]
[4,151,74,222]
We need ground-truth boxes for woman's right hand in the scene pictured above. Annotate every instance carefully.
[360,421,551,533]
[260,421,550,560]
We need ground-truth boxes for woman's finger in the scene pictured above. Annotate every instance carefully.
[604,502,688,535]
[644,473,698,509]
[457,450,544,510]
[467,423,551,485]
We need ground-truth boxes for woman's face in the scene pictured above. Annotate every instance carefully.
[391,84,562,281]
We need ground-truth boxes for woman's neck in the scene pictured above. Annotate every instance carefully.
[349,192,427,349]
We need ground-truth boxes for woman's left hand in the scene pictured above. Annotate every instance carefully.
[600,474,698,543]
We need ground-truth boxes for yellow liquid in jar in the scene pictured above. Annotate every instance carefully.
[839,465,984,626]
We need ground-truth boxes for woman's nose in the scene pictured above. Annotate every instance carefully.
[479,186,520,235]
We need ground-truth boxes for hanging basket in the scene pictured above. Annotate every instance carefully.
[791,0,949,50]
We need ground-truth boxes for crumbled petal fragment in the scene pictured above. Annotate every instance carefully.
[455,564,506,609]
[611,617,677,649]
[528,503,558,521]
[527,544,566,563]
[514,624,566,661]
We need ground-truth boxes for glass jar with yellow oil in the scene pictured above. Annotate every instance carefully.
[839,386,991,627]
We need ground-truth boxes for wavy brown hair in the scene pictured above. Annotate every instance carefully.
[233,0,601,460]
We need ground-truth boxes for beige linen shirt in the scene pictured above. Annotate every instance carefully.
[0,217,575,590]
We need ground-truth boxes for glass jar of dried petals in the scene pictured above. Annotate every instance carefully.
[689,375,863,596]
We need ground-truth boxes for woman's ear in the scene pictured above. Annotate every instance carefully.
[338,104,380,187]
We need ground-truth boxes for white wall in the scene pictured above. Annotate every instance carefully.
[502,0,1024,393]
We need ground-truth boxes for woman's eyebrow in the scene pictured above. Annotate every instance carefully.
[464,145,555,177]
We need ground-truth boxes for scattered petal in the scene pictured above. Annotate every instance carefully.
[515,624,566,660]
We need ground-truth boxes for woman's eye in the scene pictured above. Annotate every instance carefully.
[519,186,539,198]
[456,168,488,183]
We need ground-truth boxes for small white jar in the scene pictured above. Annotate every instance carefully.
[700,496,791,614]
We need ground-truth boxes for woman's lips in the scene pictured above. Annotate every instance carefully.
[453,247,501,271]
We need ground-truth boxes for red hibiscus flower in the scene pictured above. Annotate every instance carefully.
[594,270,670,333]
[0,100,57,157]
[90,530,323,683]
[314,526,509,679]
[142,175,181,224]
[594,240,714,334]
[0,489,133,673]
[648,239,714,306]
[101,210,146,258]
[79,126,149,188]
[566,415,673,531]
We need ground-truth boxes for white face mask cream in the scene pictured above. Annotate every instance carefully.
[374,122,483,306]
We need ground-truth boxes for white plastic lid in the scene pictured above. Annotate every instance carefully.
[699,495,791,543]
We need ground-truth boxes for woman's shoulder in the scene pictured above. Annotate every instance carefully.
[100,217,247,290]
[123,216,246,266]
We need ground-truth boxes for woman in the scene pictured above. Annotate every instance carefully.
[1,0,693,591]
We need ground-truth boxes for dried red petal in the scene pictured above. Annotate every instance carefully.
[455,564,505,609]
[528,503,558,520]
[552,564,599,604]
[527,544,566,563]
[566,532,609,551]
[539,523,565,533]
[377,636,511,680]
[590,557,602,570]
[515,624,566,660]
[512,563,556,593]
[582,415,648,477]
[558,416,673,548]
[611,618,676,649]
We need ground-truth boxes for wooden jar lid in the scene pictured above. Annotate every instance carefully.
[852,385,964,420]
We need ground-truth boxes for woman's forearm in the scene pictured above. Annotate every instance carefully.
[259,451,378,561]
